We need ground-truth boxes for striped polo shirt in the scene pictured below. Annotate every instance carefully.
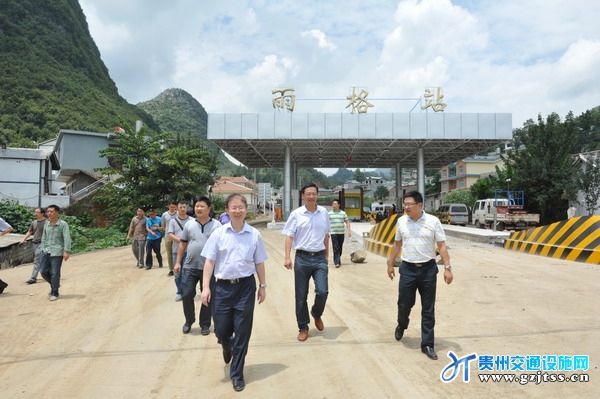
[394,211,446,262]
[328,209,348,234]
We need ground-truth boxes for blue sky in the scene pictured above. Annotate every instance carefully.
[80,0,600,131]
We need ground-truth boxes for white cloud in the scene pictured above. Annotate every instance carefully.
[301,30,337,50]
[79,0,600,128]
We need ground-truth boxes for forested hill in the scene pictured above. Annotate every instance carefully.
[137,89,208,140]
[137,88,236,172]
[0,0,159,147]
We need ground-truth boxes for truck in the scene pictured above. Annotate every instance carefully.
[471,190,540,231]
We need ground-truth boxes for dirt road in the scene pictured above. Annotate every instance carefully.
[0,223,598,398]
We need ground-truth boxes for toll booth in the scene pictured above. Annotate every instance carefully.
[339,188,363,221]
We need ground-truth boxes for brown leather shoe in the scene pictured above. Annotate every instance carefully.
[311,311,324,331]
[297,329,309,341]
[313,317,324,331]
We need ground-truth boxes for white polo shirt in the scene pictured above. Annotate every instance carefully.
[394,211,446,263]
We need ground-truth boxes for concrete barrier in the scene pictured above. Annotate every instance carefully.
[504,215,600,264]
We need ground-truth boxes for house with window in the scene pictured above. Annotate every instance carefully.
[211,176,259,213]
[439,155,504,200]
[0,129,118,209]
[0,148,61,208]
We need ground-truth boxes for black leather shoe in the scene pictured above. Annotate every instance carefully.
[421,346,438,360]
[182,323,192,334]
[222,339,233,364]
[394,325,404,341]
[232,378,245,392]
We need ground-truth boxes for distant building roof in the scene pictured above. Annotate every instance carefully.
[212,181,253,193]
[0,148,59,169]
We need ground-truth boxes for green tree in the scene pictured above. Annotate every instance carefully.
[578,154,600,215]
[425,170,441,195]
[443,189,475,209]
[95,121,217,229]
[353,168,365,183]
[374,186,390,202]
[504,113,580,224]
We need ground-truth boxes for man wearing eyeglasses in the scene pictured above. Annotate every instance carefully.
[386,191,453,360]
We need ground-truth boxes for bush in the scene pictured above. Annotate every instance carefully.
[60,215,126,254]
[0,199,34,233]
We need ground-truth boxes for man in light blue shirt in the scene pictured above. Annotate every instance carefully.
[201,194,268,392]
[283,183,330,342]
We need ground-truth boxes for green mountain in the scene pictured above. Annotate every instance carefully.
[137,88,235,172]
[0,0,159,147]
[137,88,208,140]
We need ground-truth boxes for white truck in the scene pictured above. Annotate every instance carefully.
[472,191,540,231]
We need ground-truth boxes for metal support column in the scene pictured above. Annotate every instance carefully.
[283,146,292,219]
[395,163,403,207]
[417,147,425,206]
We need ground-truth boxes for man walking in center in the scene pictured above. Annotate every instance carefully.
[201,194,268,392]
[386,191,453,360]
[328,199,351,268]
[283,183,330,342]
[40,205,72,301]
[126,207,147,268]
[162,201,178,276]
[20,208,47,284]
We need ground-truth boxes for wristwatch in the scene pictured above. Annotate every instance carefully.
[444,265,452,270]
[259,283,267,288]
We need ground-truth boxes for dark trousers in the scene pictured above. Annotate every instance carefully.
[330,234,345,265]
[397,259,438,348]
[181,268,214,328]
[145,238,163,268]
[40,252,63,297]
[294,252,328,330]
[213,276,256,381]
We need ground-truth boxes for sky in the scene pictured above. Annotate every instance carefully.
[79,0,600,171]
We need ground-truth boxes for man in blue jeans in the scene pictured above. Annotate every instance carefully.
[167,200,193,301]
[283,183,330,342]
[39,205,72,301]
[145,208,163,269]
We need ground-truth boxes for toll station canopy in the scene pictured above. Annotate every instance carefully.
[207,112,513,170]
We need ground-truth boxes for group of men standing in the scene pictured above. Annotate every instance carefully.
[0,205,72,301]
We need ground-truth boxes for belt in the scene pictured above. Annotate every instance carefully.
[33,241,41,244]
[216,275,253,284]
[403,259,434,268]
[296,249,325,257]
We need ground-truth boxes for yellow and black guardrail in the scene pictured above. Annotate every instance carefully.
[362,214,399,258]
[504,216,600,264]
